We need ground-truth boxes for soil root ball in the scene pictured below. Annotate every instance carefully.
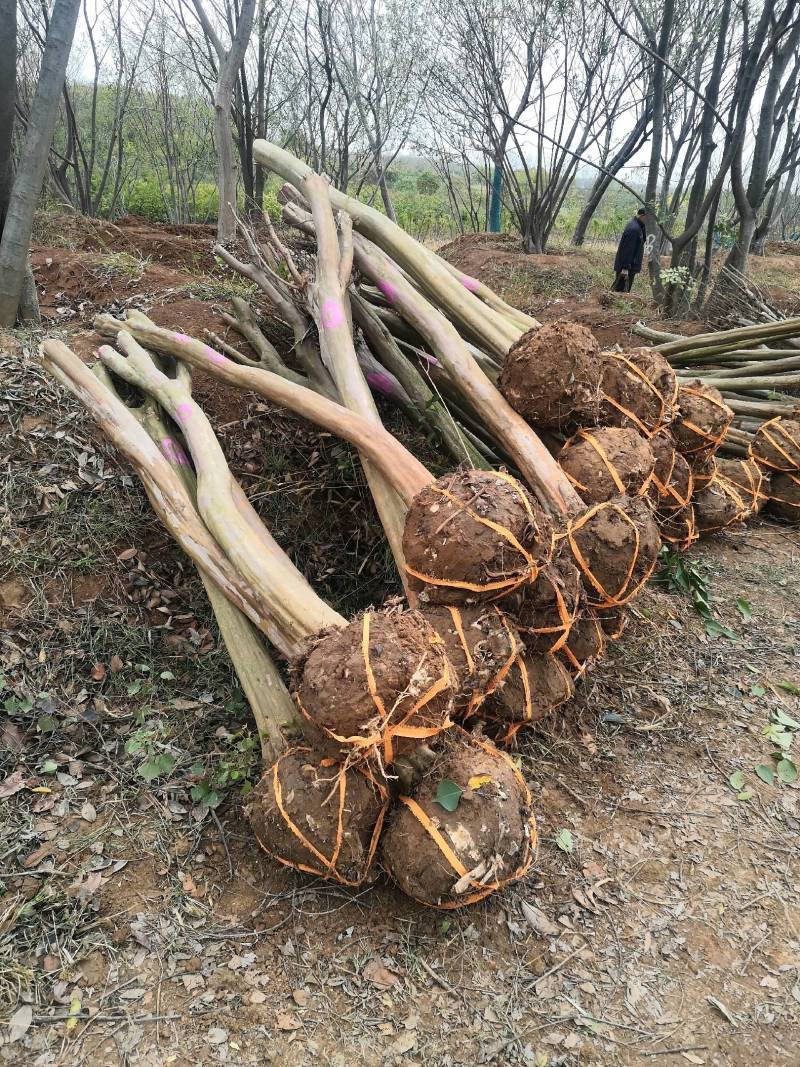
[380,732,536,907]
[597,606,628,641]
[484,652,574,734]
[749,416,800,472]
[767,471,800,521]
[511,550,584,655]
[295,608,455,765]
[559,609,606,677]
[421,605,522,715]
[658,504,698,551]
[562,495,662,609]
[693,475,749,535]
[498,319,602,431]
[649,430,693,511]
[672,381,733,459]
[403,469,553,604]
[716,457,767,514]
[690,455,717,492]
[246,747,389,886]
[599,348,678,435]
[558,426,655,504]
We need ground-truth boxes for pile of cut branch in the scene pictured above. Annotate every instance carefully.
[41,143,799,909]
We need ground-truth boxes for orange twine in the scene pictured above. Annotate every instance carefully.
[296,612,452,765]
[748,416,800,472]
[677,387,732,455]
[651,448,694,509]
[562,428,654,499]
[519,571,579,654]
[768,470,800,512]
[394,734,537,908]
[561,501,657,608]
[405,471,550,598]
[560,614,606,678]
[695,472,749,533]
[253,746,388,886]
[602,351,675,437]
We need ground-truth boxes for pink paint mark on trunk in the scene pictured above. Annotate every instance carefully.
[377,278,398,304]
[460,275,480,292]
[205,345,226,365]
[174,332,192,344]
[366,371,397,398]
[175,401,193,424]
[419,353,442,369]
[162,437,189,466]
[321,298,345,329]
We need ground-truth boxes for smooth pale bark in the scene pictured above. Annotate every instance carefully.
[96,333,344,643]
[93,310,432,506]
[0,0,80,325]
[281,204,583,518]
[92,368,299,760]
[253,140,520,359]
[41,339,308,659]
[0,0,16,229]
[191,0,257,243]
[300,173,410,579]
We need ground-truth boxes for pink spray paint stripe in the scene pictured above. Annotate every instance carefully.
[174,332,192,344]
[205,345,226,365]
[321,298,345,329]
[377,278,398,304]
[460,275,480,292]
[174,402,193,425]
[366,371,396,398]
[162,437,189,466]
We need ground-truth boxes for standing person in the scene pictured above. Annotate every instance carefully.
[612,208,647,291]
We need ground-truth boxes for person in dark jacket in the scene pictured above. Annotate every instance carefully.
[613,208,646,291]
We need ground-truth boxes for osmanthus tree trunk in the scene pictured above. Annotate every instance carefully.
[0,0,16,234]
[0,0,80,327]
[190,0,257,243]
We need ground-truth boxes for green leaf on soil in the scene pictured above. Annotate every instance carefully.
[774,709,800,730]
[728,770,745,790]
[434,778,463,812]
[755,764,774,785]
[750,684,765,698]
[42,759,58,775]
[736,598,752,622]
[775,680,800,695]
[737,790,753,801]
[556,828,574,853]
[704,619,737,640]
[777,759,798,784]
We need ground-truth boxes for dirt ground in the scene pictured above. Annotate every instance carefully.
[1,217,799,1066]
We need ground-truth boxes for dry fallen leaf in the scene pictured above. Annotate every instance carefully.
[90,662,106,682]
[521,900,560,938]
[0,769,27,798]
[8,1004,33,1043]
[275,1011,301,1031]
[180,871,206,899]
[80,801,97,823]
[363,957,398,989]
[292,988,309,1007]
[110,654,124,673]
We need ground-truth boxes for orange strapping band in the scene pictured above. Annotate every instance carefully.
[725,460,765,509]
[395,734,537,908]
[405,472,548,597]
[678,387,732,454]
[602,352,673,437]
[296,612,452,764]
[253,747,388,886]
[695,473,748,533]
[561,616,605,678]
[748,416,800,472]
[446,606,475,676]
[520,576,576,654]
[660,507,698,549]
[492,656,573,744]
[464,608,519,717]
[769,471,800,510]
[651,449,693,509]
[560,502,656,608]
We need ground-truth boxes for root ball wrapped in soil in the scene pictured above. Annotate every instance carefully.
[498,320,602,431]
[716,457,767,514]
[672,381,733,459]
[767,472,800,520]
[597,606,629,641]
[562,496,661,608]
[247,747,389,885]
[296,609,454,765]
[658,504,698,551]
[512,551,584,655]
[599,348,678,435]
[484,652,574,732]
[559,610,606,677]
[690,455,717,492]
[649,430,693,511]
[749,416,800,472]
[693,475,748,535]
[403,469,553,604]
[380,733,536,907]
[421,605,522,715]
[558,427,655,504]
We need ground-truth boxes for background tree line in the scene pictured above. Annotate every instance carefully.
[1,0,800,324]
